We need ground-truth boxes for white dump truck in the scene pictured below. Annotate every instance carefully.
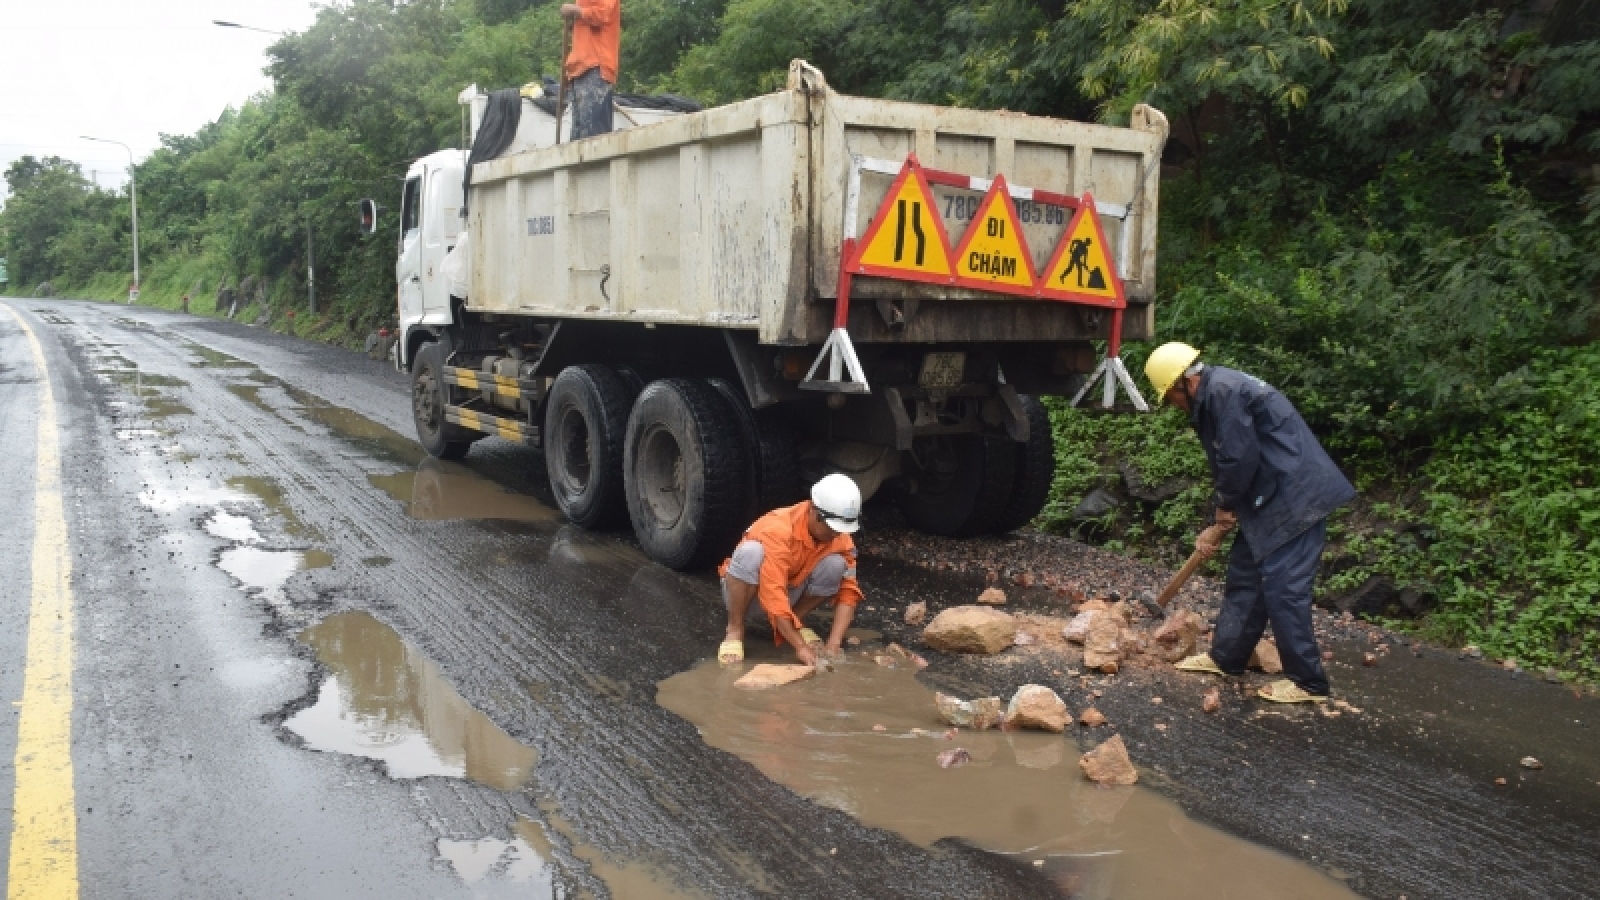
[373,61,1166,569]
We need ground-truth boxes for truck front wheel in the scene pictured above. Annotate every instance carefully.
[544,365,635,528]
[896,434,1016,537]
[624,379,750,570]
[412,342,474,461]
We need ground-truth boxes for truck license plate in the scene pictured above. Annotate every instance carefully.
[919,352,966,388]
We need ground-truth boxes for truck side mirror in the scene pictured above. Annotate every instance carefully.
[359,198,379,235]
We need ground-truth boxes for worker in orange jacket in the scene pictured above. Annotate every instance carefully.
[718,475,865,668]
[560,0,620,140]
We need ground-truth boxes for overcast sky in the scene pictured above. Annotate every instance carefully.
[1,1,320,198]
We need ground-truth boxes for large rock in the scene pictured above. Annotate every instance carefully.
[734,664,814,690]
[1062,609,1098,644]
[1152,609,1204,663]
[922,605,1017,655]
[1249,640,1284,674]
[1119,460,1195,504]
[1004,685,1069,733]
[935,693,1004,730]
[1083,614,1123,672]
[977,587,1008,605]
[1071,488,1122,521]
[1079,734,1139,785]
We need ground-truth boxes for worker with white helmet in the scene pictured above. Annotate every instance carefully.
[1145,343,1356,703]
[718,474,865,667]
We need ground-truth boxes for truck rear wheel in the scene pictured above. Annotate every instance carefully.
[991,395,1056,533]
[708,379,802,522]
[624,378,750,570]
[544,364,635,528]
[412,342,474,461]
[897,434,1016,537]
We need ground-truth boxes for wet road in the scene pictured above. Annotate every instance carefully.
[1,298,1596,898]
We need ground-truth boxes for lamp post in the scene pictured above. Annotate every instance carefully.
[212,20,285,36]
[80,136,139,303]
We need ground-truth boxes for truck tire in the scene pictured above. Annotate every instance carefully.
[897,434,1016,537]
[624,378,750,570]
[991,395,1056,533]
[544,364,634,528]
[411,342,474,461]
[707,379,803,521]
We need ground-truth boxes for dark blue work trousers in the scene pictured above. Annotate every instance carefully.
[1210,520,1331,696]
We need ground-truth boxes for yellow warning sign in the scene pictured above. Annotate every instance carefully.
[1040,193,1124,306]
[852,160,953,283]
[952,176,1037,292]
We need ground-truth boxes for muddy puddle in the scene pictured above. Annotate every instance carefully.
[226,476,317,538]
[216,546,332,604]
[186,342,257,368]
[659,653,1357,899]
[285,611,537,790]
[436,833,552,890]
[369,459,557,523]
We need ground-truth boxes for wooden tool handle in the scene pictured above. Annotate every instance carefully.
[1154,525,1229,609]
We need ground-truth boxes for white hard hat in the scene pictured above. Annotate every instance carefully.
[810,474,862,534]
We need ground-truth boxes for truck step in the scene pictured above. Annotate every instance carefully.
[443,365,540,400]
[444,405,540,445]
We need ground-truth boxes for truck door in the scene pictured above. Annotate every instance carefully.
[421,162,464,316]
[397,174,424,326]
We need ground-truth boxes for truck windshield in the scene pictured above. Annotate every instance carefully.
[400,176,422,241]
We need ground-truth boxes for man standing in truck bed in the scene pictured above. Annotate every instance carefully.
[560,0,620,140]
[1145,342,1356,703]
[718,475,864,668]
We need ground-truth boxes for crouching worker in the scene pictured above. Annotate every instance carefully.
[718,475,865,668]
[1144,342,1356,703]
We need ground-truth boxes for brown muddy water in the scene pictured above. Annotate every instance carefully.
[659,651,1357,900]
[285,611,538,791]
[369,459,557,524]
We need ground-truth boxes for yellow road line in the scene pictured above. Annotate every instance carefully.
[3,305,79,899]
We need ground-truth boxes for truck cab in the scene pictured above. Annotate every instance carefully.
[395,150,465,362]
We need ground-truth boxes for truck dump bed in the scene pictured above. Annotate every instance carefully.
[467,61,1167,348]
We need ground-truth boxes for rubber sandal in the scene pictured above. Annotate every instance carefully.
[1256,679,1329,704]
[799,627,823,646]
[1174,653,1225,675]
[718,640,744,665]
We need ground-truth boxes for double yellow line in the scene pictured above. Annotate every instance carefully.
[3,305,79,899]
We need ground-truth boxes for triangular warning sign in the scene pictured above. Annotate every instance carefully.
[850,157,954,285]
[951,176,1038,294]
[1040,192,1124,307]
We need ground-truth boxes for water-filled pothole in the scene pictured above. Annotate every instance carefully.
[658,652,1357,899]
[284,611,537,790]
[216,546,331,604]
[369,459,556,523]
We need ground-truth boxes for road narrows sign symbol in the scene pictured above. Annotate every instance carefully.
[852,158,954,283]
[951,176,1037,293]
[1040,192,1124,306]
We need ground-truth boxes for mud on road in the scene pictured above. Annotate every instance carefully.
[5,298,1598,899]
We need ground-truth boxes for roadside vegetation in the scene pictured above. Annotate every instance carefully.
[2,0,1596,678]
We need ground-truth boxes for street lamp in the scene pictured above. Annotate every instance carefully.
[80,136,139,304]
[212,20,285,36]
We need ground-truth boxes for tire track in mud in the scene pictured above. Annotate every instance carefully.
[89,309,1058,899]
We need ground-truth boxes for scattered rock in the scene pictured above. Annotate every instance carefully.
[734,664,815,690]
[1071,488,1122,521]
[846,636,861,647]
[1062,609,1098,644]
[937,748,972,769]
[922,606,1017,655]
[1202,688,1222,713]
[977,587,1008,605]
[1015,572,1036,588]
[1083,614,1123,672]
[903,601,927,626]
[1248,641,1284,674]
[1078,708,1107,727]
[1322,650,1334,661]
[1152,609,1204,663]
[1013,631,1037,647]
[1494,777,1507,786]
[1363,652,1378,667]
[935,693,1004,730]
[1520,757,1543,770]
[886,642,913,661]
[1004,685,1069,733]
[1149,696,1163,705]
[1500,658,1519,671]
[1118,627,1147,658]
[1079,734,1138,785]
[872,724,886,732]
[873,654,896,668]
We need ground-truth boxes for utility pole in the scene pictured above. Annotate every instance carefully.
[81,136,138,303]
[306,219,316,314]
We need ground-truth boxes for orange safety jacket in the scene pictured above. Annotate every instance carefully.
[565,0,621,83]
[718,502,864,643]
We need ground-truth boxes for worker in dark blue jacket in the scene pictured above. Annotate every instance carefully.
[1144,342,1356,703]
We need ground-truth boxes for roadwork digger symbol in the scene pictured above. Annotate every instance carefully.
[1059,236,1107,291]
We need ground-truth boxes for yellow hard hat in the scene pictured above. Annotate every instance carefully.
[1144,342,1202,403]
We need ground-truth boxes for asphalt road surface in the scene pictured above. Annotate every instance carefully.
[1,298,1596,899]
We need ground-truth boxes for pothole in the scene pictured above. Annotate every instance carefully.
[658,651,1358,899]
[283,611,537,790]
[368,460,556,523]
